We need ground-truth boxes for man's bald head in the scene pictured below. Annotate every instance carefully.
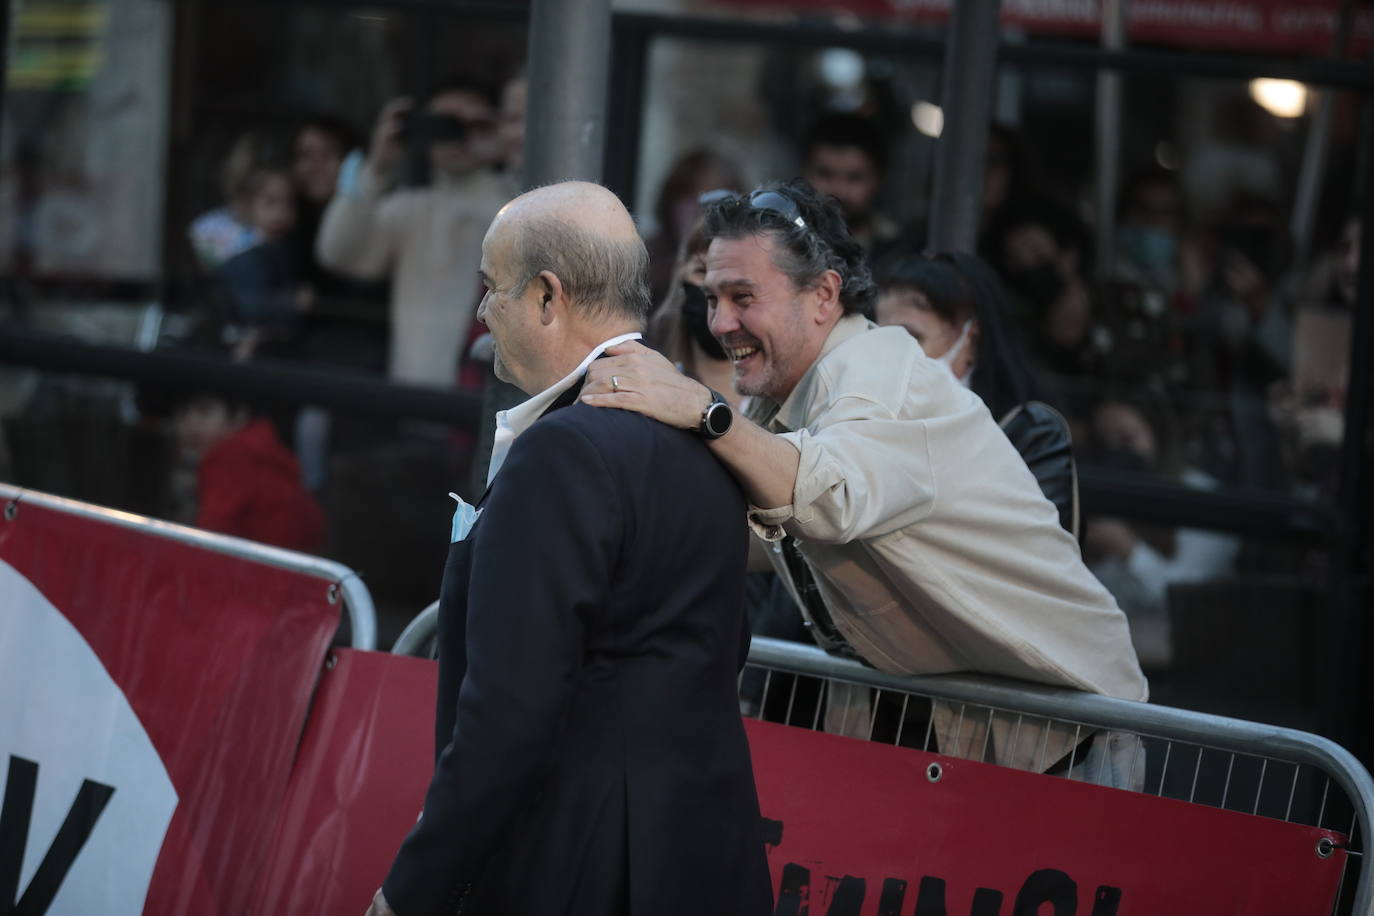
[490,181,651,322]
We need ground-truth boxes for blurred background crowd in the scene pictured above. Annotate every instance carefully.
[0,0,1370,756]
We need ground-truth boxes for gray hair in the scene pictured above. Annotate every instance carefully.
[511,215,652,322]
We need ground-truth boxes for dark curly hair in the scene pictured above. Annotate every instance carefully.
[700,178,877,316]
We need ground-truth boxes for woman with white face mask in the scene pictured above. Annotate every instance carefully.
[876,251,1081,540]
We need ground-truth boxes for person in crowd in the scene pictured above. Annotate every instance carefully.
[497,71,527,177]
[173,392,324,553]
[647,216,743,408]
[316,81,509,387]
[875,251,1077,536]
[1083,395,1239,667]
[215,163,312,359]
[1112,167,1207,306]
[644,149,744,306]
[1274,213,1363,495]
[582,179,1147,787]
[188,134,267,271]
[991,203,1100,397]
[1189,194,1291,488]
[800,112,898,256]
[367,182,772,916]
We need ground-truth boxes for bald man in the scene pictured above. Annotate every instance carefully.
[368,183,773,916]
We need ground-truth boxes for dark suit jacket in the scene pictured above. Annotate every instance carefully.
[382,383,773,916]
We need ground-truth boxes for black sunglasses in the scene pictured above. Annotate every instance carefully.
[697,188,809,231]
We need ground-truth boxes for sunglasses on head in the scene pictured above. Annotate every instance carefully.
[697,188,809,231]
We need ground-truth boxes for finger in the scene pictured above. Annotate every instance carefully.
[580,391,649,413]
[603,341,650,356]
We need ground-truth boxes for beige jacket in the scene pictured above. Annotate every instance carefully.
[316,161,512,387]
[748,314,1148,769]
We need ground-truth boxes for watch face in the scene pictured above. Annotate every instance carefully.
[704,400,733,438]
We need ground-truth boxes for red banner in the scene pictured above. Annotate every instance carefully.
[251,650,438,916]
[256,649,1347,915]
[713,0,1374,56]
[0,499,340,914]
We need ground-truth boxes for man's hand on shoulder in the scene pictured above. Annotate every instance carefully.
[581,341,713,430]
[364,888,396,916]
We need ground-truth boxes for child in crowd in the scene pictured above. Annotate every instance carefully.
[188,135,264,270]
[173,392,325,553]
[215,163,312,353]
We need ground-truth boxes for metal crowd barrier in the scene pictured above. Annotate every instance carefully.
[743,636,1373,916]
[0,484,378,650]
[393,606,1372,914]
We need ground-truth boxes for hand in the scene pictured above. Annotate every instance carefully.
[581,341,714,430]
[364,888,396,916]
[368,97,414,177]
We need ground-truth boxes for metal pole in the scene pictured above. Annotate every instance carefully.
[1094,0,1126,276]
[473,0,614,490]
[1289,0,1355,269]
[521,0,612,187]
[1329,102,1374,765]
[927,0,1002,252]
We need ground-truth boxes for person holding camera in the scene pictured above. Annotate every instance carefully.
[316,83,511,388]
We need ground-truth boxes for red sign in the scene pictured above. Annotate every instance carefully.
[251,650,438,916]
[0,499,340,914]
[712,0,1374,56]
[748,718,1345,913]
[254,649,1347,915]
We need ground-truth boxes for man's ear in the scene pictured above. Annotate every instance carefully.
[537,270,565,326]
[812,268,844,324]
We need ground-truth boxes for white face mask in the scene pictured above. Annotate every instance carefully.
[932,319,975,385]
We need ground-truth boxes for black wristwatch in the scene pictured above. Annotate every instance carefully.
[699,388,733,439]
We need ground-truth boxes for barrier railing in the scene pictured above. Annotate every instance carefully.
[742,636,1372,916]
[0,483,377,649]
[394,608,1372,913]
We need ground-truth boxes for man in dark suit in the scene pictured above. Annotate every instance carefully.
[366,181,773,916]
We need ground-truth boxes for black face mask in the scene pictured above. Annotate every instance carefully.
[1006,262,1065,312]
[680,282,727,361]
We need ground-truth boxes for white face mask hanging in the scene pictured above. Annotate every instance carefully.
[932,319,975,386]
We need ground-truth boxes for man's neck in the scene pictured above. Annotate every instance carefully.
[531,324,641,393]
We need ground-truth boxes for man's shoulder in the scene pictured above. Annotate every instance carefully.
[810,324,923,413]
[534,401,678,451]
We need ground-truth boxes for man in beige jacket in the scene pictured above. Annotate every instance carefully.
[581,179,1149,788]
[317,84,512,388]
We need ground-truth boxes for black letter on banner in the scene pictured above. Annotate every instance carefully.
[971,888,1005,915]
[876,877,907,915]
[0,755,116,916]
[823,875,864,915]
[1013,868,1077,915]
[775,863,810,916]
[761,818,785,847]
[1090,886,1121,916]
[913,877,1003,916]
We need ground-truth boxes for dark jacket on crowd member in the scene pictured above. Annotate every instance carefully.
[381,382,773,916]
[195,418,325,551]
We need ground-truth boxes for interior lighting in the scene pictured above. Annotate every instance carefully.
[912,101,944,138]
[1248,78,1307,118]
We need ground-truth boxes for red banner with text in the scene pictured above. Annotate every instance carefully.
[714,0,1374,56]
[0,499,340,915]
[256,649,1348,915]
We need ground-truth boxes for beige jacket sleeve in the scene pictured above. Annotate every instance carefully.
[315,157,408,281]
[748,393,938,545]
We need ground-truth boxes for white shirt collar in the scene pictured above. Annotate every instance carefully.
[486,331,642,486]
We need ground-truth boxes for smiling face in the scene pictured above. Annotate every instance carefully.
[704,233,835,401]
